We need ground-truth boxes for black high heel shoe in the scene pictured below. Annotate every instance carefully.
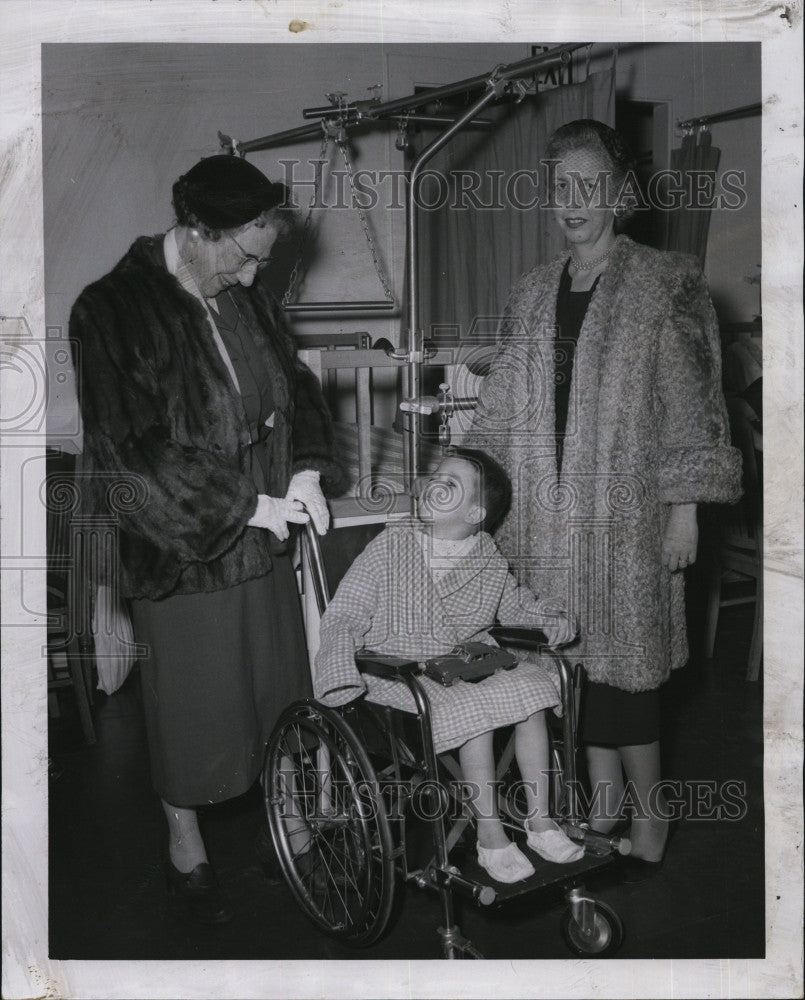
[164,859,233,925]
[618,817,680,884]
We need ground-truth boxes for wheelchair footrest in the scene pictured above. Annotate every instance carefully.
[451,842,616,905]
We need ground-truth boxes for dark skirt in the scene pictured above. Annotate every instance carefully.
[580,680,661,747]
[131,555,311,807]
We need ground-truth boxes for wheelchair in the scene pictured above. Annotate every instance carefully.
[262,523,630,959]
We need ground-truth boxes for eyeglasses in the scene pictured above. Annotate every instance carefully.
[228,232,272,270]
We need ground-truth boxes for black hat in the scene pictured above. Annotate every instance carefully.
[172,155,287,230]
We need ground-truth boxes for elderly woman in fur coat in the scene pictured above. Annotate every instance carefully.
[468,120,742,880]
[70,155,344,923]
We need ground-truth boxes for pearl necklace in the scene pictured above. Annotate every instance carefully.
[570,244,616,271]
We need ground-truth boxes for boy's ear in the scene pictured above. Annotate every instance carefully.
[465,502,486,527]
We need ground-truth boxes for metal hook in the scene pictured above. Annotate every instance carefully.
[322,118,347,144]
[487,64,508,99]
[395,111,411,151]
[218,130,243,156]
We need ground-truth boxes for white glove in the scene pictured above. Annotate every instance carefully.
[285,469,329,536]
[247,494,309,541]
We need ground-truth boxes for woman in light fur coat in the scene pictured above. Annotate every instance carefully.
[468,120,742,878]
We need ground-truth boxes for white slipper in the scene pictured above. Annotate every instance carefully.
[477,841,536,883]
[525,819,584,864]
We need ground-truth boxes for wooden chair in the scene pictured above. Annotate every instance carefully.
[703,397,763,681]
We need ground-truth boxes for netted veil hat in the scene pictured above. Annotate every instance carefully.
[172,155,288,230]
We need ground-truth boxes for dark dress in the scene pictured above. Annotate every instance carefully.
[554,261,659,748]
[132,290,312,807]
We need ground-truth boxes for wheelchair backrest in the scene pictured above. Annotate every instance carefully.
[302,519,385,617]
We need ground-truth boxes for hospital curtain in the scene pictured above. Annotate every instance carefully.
[415,66,615,349]
[666,129,721,262]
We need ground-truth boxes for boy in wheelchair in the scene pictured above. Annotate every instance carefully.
[314,447,584,884]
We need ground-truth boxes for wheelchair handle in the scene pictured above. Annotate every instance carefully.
[302,517,331,615]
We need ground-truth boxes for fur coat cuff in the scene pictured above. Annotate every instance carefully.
[657,444,744,505]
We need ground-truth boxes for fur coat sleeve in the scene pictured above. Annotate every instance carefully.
[466,236,743,692]
[652,259,741,502]
[71,259,258,566]
[70,236,344,599]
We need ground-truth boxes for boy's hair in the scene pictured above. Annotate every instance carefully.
[448,446,512,535]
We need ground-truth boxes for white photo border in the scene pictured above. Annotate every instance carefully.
[1,3,802,998]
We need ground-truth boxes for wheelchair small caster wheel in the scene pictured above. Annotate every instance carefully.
[439,925,484,959]
[560,899,623,957]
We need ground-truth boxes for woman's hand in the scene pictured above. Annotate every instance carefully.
[247,495,309,541]
[662,503,698,571]
[285,470,330,535]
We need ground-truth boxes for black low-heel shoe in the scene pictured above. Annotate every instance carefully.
[618,854,664,884]
[164,860,234,925]
[619,818,679,885]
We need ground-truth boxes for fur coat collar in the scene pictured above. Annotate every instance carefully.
[70,235,344,600]
[469,236,742,691]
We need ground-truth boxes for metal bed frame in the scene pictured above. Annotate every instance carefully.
[220,44,590,497]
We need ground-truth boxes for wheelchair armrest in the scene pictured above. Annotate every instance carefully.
[489,626,578,693]
[487,625,549,650]
[355,649,421,681]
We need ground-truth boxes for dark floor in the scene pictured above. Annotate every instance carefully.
[49,603,764,961]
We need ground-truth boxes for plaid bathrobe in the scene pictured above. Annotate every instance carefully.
[313,520,569,753]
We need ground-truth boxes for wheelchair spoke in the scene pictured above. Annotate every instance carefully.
[317,827,365,895]
[264,701,396,946]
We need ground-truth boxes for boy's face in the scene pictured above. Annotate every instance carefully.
[418,456,484,533]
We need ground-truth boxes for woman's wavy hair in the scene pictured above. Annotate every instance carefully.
[172,154,293,241]
[546,119,639,231]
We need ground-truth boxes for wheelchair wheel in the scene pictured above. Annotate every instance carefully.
[264,700,396,947]
[560,899,623,957]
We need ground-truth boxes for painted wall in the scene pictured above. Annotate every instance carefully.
[602,41,762,323]
[42,41,528,447]
[44,41,760,448]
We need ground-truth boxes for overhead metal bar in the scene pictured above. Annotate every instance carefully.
[224,44,583,154]
[677,102,761,130]
[224,113,492,154]
[301,43,585,123]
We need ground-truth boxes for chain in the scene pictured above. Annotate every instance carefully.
[282,128,331,307]
[283,108,395,307]
[438,383,454,450]
[336,136,395,303]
